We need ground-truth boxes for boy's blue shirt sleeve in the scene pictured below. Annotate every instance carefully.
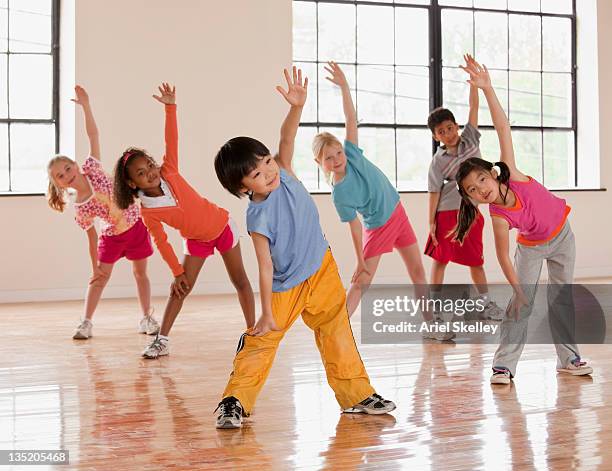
[246,206,274,242]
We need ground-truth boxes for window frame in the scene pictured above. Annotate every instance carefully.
[294,0,585,193]
[0,0,60,196]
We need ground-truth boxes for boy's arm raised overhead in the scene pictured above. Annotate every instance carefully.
[461,55,527,182]
[324,61,357,145]
[466,55,479,129]
[276,67,308,177]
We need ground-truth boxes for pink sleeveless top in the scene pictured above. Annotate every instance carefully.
[489,177,570,246]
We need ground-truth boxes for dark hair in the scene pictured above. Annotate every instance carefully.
[214,136,271,198]
[453,158,511,244]
[113,147,153,210]
[427,107,457,133]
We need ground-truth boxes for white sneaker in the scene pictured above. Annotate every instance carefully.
[421,322,455,341]
[142,336,169,359]
[343,394,396,415]
[490,368,512,384]
[480,300,505,321]
[73,319,93,339]
[557,358,593,376]
[138,312,160,335]
[215,397,243,429]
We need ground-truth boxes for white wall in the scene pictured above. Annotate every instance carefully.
[0,0,610,304]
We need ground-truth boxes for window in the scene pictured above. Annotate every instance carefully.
[293,0,576,192]
[0,0,59,194]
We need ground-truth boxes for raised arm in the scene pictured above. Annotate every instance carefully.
[276,67,308,174]
[153,83,178,173]
[72,86,100,160]
[461,56,526,181]
[250,232,280,337]
[325,61,357,145]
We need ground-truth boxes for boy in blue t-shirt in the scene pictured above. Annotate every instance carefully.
[213,67,395,429]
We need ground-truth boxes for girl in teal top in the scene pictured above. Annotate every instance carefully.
[312,62,429,320]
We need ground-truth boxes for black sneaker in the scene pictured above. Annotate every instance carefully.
[215,396,243,429]
[343,393,396,415]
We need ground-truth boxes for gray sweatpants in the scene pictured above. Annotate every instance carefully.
[492,221,580,377]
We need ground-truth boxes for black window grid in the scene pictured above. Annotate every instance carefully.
[294,0,578,192]
[0,0,60,195]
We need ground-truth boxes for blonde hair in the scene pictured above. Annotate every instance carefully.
[46,155,75,212]
[312,132,342,163]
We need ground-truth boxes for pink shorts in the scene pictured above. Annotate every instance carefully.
[183,218,240,259]
[424,209,484,267]
[98,218,154,264]
[363,203,417,260]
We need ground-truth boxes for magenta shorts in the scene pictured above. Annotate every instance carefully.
[183,218,240,259]
[98,218,154,264]
[363,203,417,260]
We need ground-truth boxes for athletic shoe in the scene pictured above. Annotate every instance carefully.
[480,300,505,321]
[73,319,93,339]
[215,396,243,429]
[421,322,456,341]
[342,393,396,415]
[557,358,593,376]
[490,367,512,384]
[142,336,169,359]
[138,312,160,335]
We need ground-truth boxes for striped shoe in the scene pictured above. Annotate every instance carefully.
[343,393,396,415]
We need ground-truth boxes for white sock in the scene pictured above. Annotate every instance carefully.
[158,335,169,342]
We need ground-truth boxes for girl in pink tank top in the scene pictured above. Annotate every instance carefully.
[451,56,591,384]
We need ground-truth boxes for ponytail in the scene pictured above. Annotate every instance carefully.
[47,179,67,212]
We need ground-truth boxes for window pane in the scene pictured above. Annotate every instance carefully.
[318,62,355,123]
[358,5,393,64]
[293,1,316,62]
[8,0,52,53]
[509,71,541,126]
[440,0,472,6]
[543,73,571,128]
[513,130,542,181]
[0,4,7,52]
[541,0,572,15]
[0,54,6,118]
[295,62,317,123]
[543,17,571,72]
[0,123,7,191]
[442,9,474,68]
[397,128,430,191]
[9,54,52,119]
[443,67,470,125]
[479,129,501,162]
[395,7,429,66]
[396,66,429,125]
[474,0,507,9]
[478,69,508,126]
[294,126,320,191]
[475,12,508,69]
[508,0,539,12]
[544,131,574,188]
[395,0,430,5]
[318,3,355,63]
[509,14,541,71]
[9,123,55,192]
[357,65,394,124]
[359,127,396,185]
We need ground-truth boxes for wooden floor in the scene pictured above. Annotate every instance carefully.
[1,294,611,470]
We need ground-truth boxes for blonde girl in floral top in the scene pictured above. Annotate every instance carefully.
[47,86,159,340]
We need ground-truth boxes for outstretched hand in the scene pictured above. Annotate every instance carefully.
[153,82,176,105]
[71,85,90,107]
[324,61,349,88]
[460,54,491,90]
[276,66,308,107]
